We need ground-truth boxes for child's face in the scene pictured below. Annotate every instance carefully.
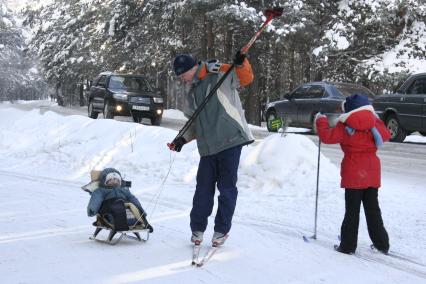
[106,178,121,187]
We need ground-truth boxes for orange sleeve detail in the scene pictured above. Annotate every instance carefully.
[197,64,208,80]
[219,59,254,87]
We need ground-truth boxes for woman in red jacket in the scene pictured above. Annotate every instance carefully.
[315,94,391,255]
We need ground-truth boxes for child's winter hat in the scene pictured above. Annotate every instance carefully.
[173,54,197,76]
[343,93,370,113]
[105,171,122,187]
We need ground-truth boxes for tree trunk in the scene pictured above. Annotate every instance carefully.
[206,20,215,59]
[224,24,233,61]
[245,47,261,126]
[303,51,311,82]
[201,15,207,59]
[289,48,295,91]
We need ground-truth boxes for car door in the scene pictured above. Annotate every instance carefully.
[417,77,426,132]
[399,76,426,132]
[91,75,108,109]
[275,85,309,126]
[296,85,325,127]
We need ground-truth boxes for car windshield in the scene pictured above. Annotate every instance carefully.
[334,84,375,98]
[108,76,152,92]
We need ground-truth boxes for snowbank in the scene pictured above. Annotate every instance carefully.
[0,106,339,195]
[241,134,337,194]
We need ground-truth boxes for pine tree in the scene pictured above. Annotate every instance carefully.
[0,3,48,101]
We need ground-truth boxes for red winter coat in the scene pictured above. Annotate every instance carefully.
[316,106,391,189]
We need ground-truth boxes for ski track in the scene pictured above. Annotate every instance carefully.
[1,169,425,283]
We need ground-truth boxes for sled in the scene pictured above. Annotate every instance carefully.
[82,170,151,245]
[88,203,151,245]
[89,225,150,245]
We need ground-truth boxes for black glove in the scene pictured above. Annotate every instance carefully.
[233,50,246,66]
[167,137,186,152]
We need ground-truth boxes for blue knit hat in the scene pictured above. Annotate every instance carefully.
[173,54,197,76]
[343,94,370,113]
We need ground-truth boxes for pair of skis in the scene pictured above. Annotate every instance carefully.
[304,233,425,268]
[191,242,220,267]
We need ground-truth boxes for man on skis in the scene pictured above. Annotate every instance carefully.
[168,51,254,247]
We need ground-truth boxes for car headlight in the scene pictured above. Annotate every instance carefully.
[113,93,128,101]
[153,97,163,103]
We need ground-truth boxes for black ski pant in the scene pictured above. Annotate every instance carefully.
[99,198,129,231]
[190,145,242,235]
[339,188,389,253]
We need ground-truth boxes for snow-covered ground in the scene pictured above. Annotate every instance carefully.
[0,102,425,283]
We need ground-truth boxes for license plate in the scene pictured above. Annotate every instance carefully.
[132,105,150,111]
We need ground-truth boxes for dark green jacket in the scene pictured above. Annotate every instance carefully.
[183,60,254,156]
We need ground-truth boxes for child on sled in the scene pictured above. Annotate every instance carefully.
[86,168,153,234]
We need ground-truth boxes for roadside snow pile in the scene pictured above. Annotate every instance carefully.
[240,134,338,195]
[237,134,341,228]
[0,107,198,187]
[0,106,339,197]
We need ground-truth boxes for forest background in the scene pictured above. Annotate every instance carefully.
[1,0,425,125]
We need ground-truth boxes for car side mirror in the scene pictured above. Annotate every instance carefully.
[284,93,293,101]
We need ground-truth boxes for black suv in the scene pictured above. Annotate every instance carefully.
[88,72,164,125]
[373,73,426,142]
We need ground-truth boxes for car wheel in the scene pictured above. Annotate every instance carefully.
[103,101,114,119]
[386,114,406,142]
[88,101,98,119]
[151,116,162,126]
[266,110,278,132]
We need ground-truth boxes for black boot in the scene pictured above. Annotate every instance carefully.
[334,245,354,255]
[371,244,388,255]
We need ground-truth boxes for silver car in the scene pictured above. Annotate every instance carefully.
[264,82,375,132]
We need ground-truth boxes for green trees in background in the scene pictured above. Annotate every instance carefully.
[9,0,426,124]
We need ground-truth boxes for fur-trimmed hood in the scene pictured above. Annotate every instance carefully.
[338,105,378,131]
[99,168,122,188]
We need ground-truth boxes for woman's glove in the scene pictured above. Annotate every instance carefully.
[314,112,326,122]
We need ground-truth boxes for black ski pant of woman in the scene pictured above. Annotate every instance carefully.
[339,187,389,253]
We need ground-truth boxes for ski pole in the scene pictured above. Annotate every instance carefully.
[169,7,283,144]
[313,139,321,239]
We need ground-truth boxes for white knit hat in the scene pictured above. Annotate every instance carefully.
[105,172,121,187]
